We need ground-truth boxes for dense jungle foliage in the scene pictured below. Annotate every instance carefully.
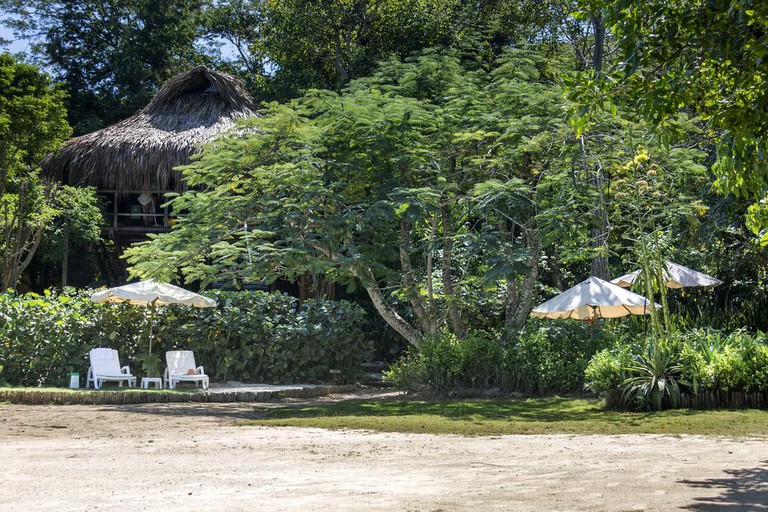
[2,2,768,409]
[0,289,370,387]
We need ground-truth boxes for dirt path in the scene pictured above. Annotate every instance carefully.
[1,400,767,511]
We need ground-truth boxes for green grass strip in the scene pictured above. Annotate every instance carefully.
[248,397,768,437]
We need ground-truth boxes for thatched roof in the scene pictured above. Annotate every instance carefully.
[42,67,258,192]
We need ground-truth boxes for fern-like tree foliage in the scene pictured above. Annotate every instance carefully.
[125,47,708,349]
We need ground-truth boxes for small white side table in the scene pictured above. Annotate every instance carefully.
[141,377,163,389]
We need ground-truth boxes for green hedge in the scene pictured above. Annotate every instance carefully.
[386,331,505,391]
[385,321,768,406]
[585,328,768,409]
[0,289,372,387]
[385,320,618,394]
[505,320,619,394]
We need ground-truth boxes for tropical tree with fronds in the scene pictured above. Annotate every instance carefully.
[124,47,572,349]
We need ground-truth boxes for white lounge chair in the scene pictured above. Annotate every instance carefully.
[86,348,137,390]
[164,350,209,390]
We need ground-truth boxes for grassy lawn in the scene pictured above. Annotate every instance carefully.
[247,396,768,437]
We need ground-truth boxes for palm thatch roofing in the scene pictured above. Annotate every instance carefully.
[42,67,258,192]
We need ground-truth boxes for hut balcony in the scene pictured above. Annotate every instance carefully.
[41,67,257,239]
[99,191,174,236]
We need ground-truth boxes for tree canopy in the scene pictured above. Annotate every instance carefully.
[580,0,768,243]
[123,46,714,348]
[2,1,767,342]
[1,0,576,125]
[0,53,69,289]
[256,0,568,98]
[1,0,209,133]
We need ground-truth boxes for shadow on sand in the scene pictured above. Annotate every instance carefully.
[681,460,768,511]
[105,402,268,421]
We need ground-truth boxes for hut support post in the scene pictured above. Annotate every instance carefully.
[112,192,118,229]
[61,225,69,287]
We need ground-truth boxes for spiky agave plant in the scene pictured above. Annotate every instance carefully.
[621,341,686,411]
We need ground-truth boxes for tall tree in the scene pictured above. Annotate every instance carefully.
[1,0,209,133]
[255,0,570,99]
[577,0,768,244]
[123,48,569,348]
[0,53,69,290]
[199,0,267,82]
[123,43,714,346]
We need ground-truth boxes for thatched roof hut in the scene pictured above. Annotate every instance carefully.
[43,67,258,192]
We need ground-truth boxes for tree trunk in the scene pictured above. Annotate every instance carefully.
[364,281,423,351]
[592,15,605,76]
[426,212,437,304]
[61,225,69,287]
[399,220,437,335]
[1,180,53,291]
[511,248,541,329]
[13,227,43,289]
[503,227,541,343]
[589,15,610,279]
[590,159,610,280]
[441,206,464,337]
[315,241,425,351]
[578,132,610,280]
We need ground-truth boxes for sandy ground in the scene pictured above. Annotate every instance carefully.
[1,392,767,512]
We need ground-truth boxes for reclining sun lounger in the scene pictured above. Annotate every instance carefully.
[86,348,137,390]
[164,350,209,390]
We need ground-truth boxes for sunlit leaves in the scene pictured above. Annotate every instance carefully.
[579,0,768,239]
[0,54,75,289]
[126,48,574,343]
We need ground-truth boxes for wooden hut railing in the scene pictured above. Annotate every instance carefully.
[99,190,172,234]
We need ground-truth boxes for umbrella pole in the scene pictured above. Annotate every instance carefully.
[148,300,156,355]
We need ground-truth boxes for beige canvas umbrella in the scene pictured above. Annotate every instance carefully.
[611,261,723,289]
[90,279,216,355]
[531,276,661,320]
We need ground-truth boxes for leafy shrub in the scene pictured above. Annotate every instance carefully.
[505,320,618,394]
[666,328,768,394]
[384,349,425,389]
[584,344,635,396]
[676,342,712,393]
[711,335,768,393]
[0,289,371,387]
[670,328,734,393]
[0,292,131,388]
[411,333,465,391]
[384,330,503,392]
[584,328,768,409]
[386,320,617,394]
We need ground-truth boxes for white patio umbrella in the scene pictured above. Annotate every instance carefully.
[90,279,216,354]
[531,276,661,320]
[610,261,723,289]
